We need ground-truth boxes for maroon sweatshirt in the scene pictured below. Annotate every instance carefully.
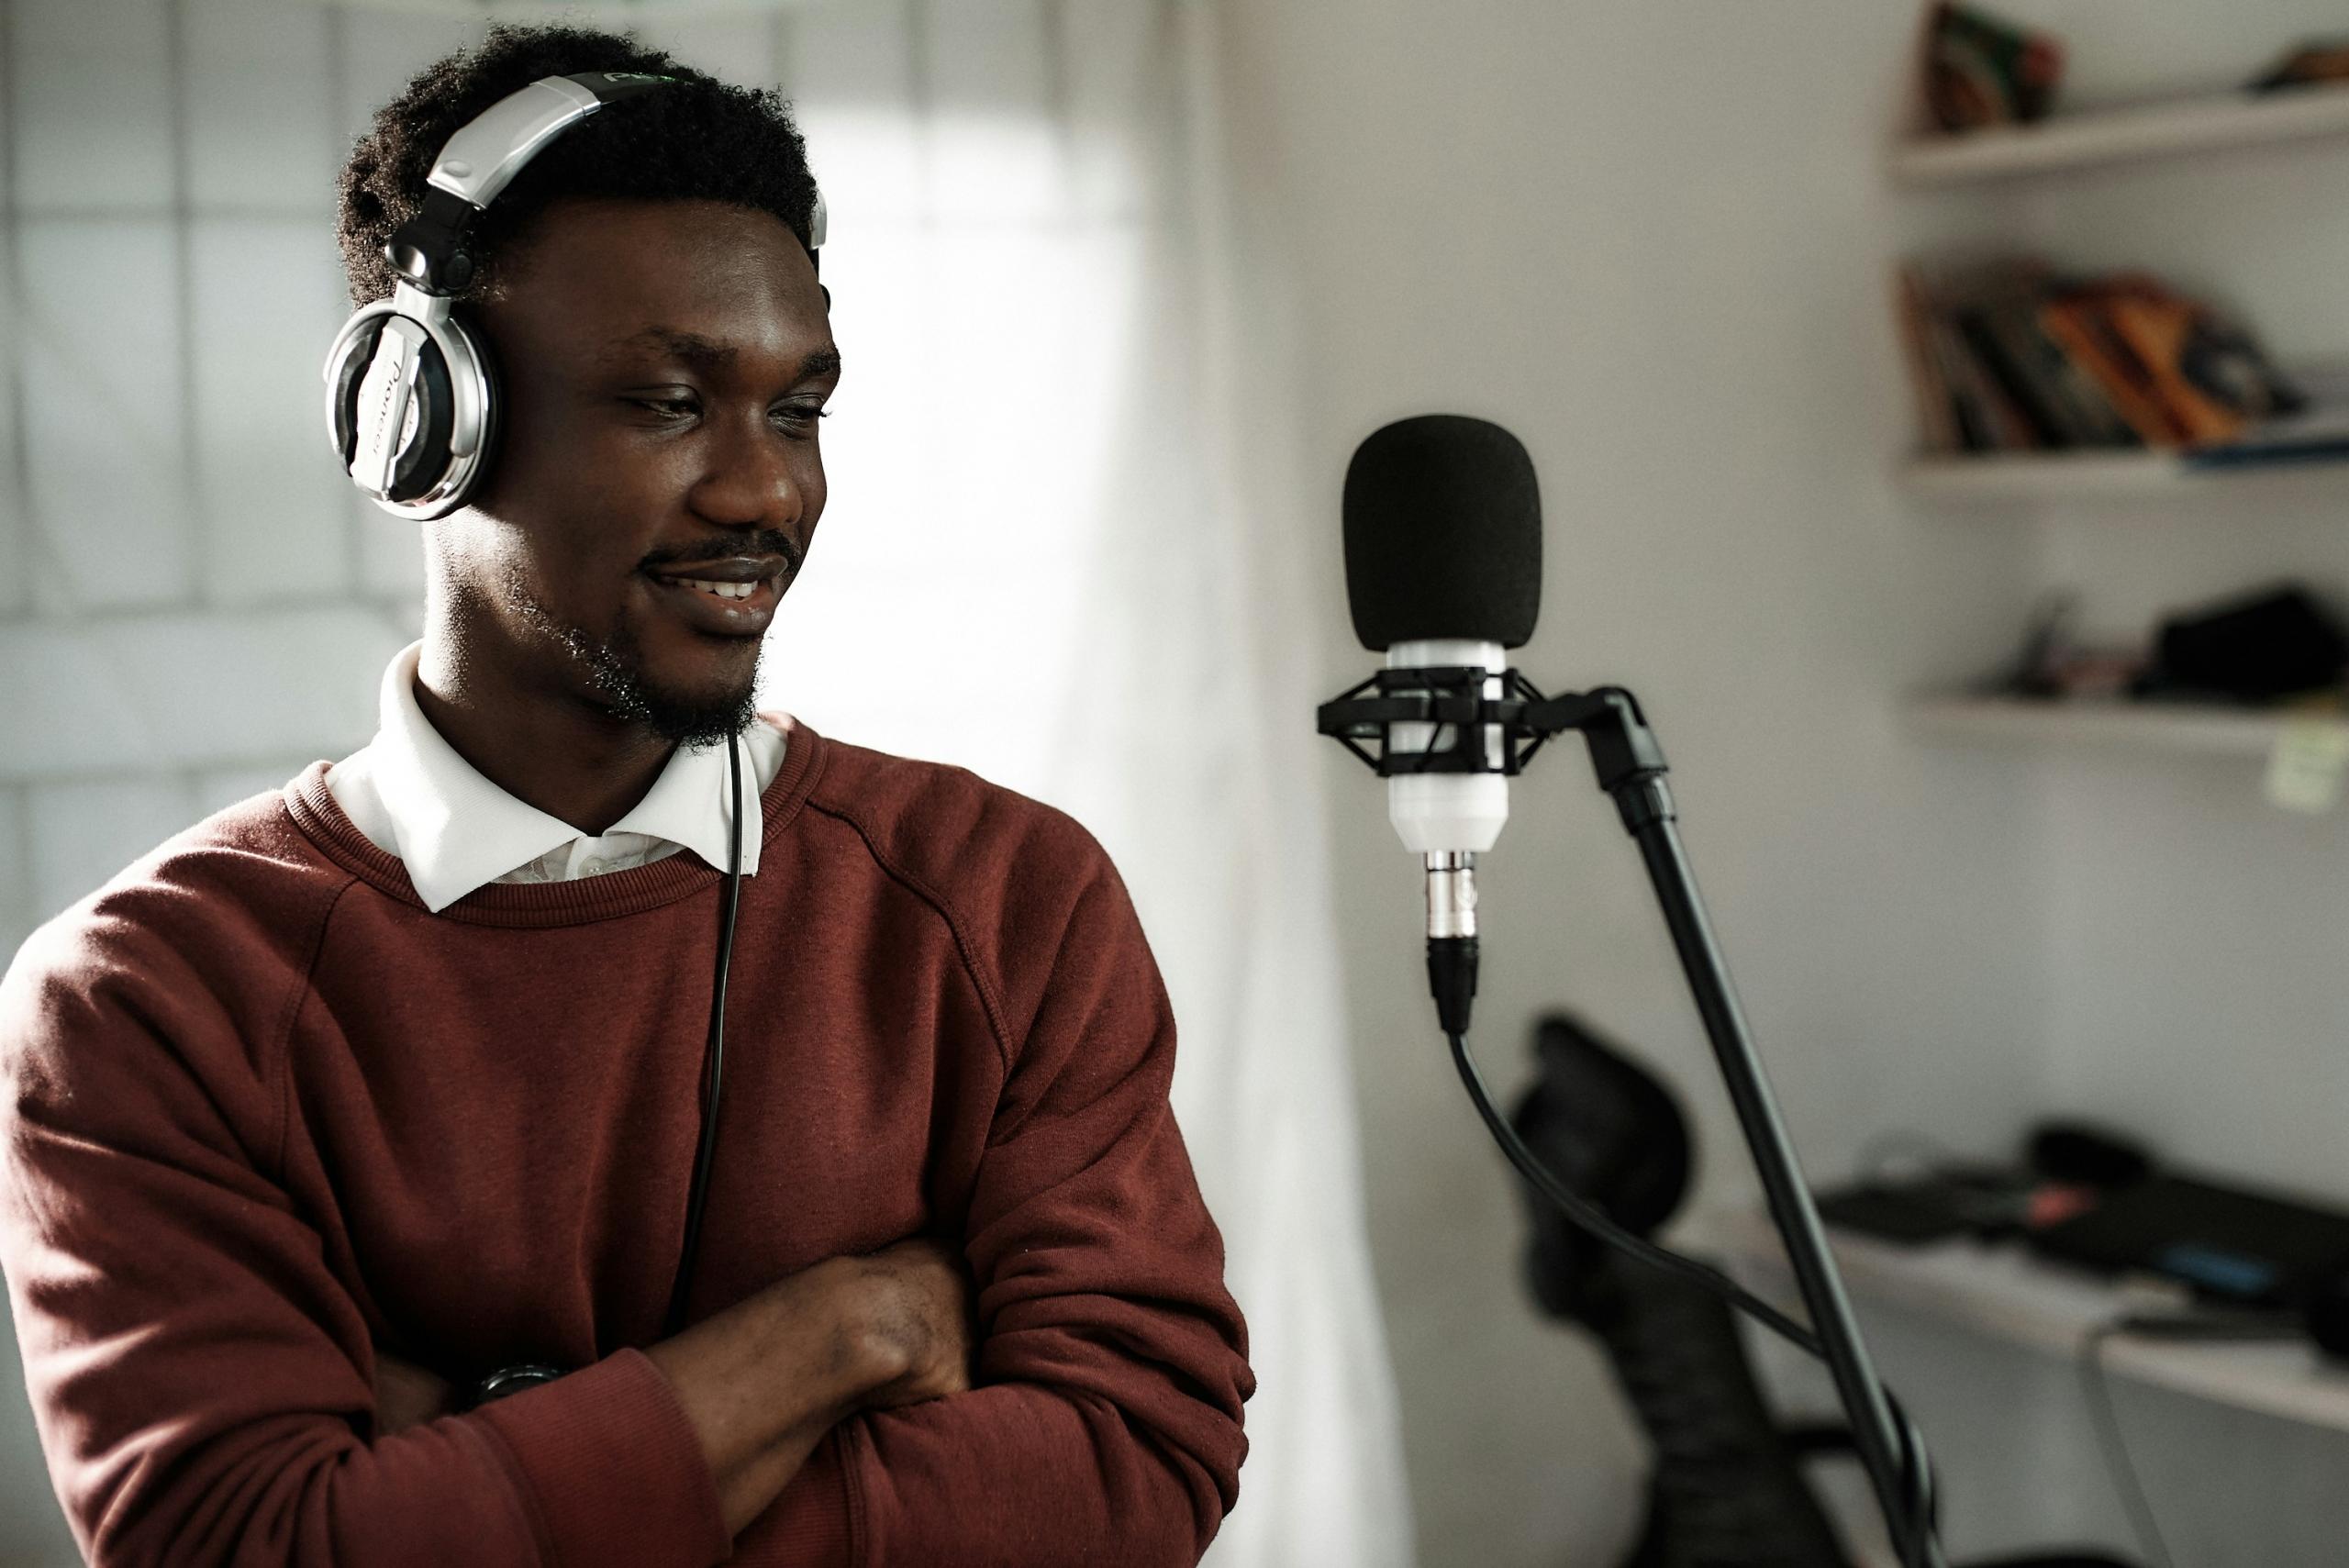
[0,720,1251,1567]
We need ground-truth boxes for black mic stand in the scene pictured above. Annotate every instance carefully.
[1319,672,1948,1568]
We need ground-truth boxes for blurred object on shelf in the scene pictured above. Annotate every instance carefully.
[1986,593,2148,701]
[1899,257,2303,456]
[2027,1121,2155,1192]
[2303,1267,2349,1359]
[1823,1119,2349,1320]
[2184,358,2349,471]
[2032,1174,2349,1310]
[2142,584,2349,704]
[1921,2,2066,132]
[1816,1118,2153,1252]
[1976,584,2349,722]
[2248,39,2349,94]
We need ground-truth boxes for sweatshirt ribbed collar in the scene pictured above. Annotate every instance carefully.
[285,719,825,929]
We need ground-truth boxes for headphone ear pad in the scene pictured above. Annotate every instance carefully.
[444,311,503,511]
[328,322,375,472]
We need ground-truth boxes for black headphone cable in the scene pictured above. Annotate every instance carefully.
[664,728,745,1338]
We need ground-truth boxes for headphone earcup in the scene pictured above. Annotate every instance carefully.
[323,301,495,518]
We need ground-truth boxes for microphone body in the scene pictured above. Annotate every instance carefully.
[1383,638,1508,943]
[1341,413,1541,959]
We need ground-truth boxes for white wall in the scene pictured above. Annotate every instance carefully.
[1216,1,2349,1564]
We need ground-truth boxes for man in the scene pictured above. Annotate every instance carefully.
[0,24,1251,1567]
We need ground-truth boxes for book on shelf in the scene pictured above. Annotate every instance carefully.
[1897,255,2312,463]
[1920,2,2065,133]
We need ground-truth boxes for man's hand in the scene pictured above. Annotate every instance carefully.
[845,1237,978,1410]
[372,1350,457,1435]
[645,1238,979,1537]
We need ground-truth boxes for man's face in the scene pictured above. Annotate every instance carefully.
[447,196,839,744]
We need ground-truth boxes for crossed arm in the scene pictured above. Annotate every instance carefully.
[371,1237,979,1535]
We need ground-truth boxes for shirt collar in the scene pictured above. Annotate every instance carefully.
[367,641,762,913]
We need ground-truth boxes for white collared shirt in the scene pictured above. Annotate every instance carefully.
[326,642,787,914]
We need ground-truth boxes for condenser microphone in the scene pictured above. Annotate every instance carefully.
[1341,414,1541,972]
[1327,418,1951,1568]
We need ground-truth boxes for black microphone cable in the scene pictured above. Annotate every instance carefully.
[1437,968,1943,1563]
[1442,1012,1821,1357]
[664,728,746,1338]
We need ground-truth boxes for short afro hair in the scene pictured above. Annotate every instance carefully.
[337,24,818,306]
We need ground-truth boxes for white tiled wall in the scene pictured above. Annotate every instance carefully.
[0,0,453,972]
[0,11,657,1541]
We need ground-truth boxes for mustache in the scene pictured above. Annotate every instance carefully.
[639,530,803,574]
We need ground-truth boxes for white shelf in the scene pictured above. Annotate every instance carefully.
[1903,451,2193,500]
[1891,85,2349,185]
[1899,450,2349,503]
[1708,1207,2349,1433]
[1907,695,2303,758]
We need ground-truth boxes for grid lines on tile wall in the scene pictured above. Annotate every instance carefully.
[0,0,447,957]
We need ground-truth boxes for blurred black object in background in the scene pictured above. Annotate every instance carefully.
[1983,582,2349,712]
[2140,584,2349,704]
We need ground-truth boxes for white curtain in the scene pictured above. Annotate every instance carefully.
[640,1,1416,1561]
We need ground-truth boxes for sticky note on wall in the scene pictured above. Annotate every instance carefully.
[2265,718,2349,813]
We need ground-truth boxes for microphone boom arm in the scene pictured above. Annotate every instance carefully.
[1319,671,1948,1568]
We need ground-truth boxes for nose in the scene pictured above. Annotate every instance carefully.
[688,407,802,530]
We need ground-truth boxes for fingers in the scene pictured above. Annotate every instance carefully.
[855,1239,978,1408]
[372,1349,458,1435]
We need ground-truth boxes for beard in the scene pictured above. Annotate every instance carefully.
[507,580,761,749]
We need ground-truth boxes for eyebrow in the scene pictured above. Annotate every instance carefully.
[602,329,841,383]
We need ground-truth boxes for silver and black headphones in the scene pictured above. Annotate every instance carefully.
[323,70,827,520]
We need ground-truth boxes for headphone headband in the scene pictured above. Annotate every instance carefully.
[432,72,673,208]
[385,72,676,295]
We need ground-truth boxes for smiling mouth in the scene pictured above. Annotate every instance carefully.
[641,556,792,633]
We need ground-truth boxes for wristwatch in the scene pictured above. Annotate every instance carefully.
[462,1362,568,1411]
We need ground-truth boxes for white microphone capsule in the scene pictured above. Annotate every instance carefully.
[1383,638,1509,858]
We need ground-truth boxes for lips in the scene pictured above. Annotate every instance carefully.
[643,556,790,636]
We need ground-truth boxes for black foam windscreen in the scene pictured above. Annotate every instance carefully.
[1342,414,1542,651]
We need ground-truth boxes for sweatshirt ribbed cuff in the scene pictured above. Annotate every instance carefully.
[751,1427,856,1566]
[479,1347,733,1568]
